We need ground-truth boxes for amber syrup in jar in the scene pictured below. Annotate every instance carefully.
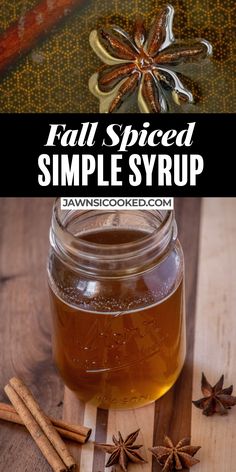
[48,206,186,409]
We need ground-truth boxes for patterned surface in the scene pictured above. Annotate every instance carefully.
[0,0,235,112]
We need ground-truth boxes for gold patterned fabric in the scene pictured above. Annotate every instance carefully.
[0,0,235,112]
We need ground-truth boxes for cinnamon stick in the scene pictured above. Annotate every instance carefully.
[0,0,86,74]
[4,384,68,472]
[0,402,91,444]
[7,377,76,469]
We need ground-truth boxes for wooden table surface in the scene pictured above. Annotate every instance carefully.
[0,198,235,472]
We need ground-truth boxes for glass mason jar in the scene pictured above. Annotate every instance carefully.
[48,201,186,409]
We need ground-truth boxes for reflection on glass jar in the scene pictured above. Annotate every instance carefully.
[48,204,186,409]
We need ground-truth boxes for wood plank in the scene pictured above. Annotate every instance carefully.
[92,408,109,472]
[80,403,97,472]
[0,197,203,471]
[62,388,85,468]
[88,198,202,472]
[107,403,154,471]
[62,391,108,472]
[191,198,236,471]
[0,197,63,472]
[152,198,202,471]
[2,197,236,471]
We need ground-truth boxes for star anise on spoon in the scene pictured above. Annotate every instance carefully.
[149,436,201,472]
[95,429,146,471]
[192,372,236,416]
[89,4,212,113]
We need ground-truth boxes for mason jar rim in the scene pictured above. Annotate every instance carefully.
[53,198,173,250]
[50,199,176,277]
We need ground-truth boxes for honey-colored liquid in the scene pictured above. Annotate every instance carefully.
[49,229,185,409]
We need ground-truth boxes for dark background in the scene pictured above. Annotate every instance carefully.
[0,113,234,197]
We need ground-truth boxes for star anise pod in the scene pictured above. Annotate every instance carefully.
[192,372,236,416]
[149,436,201,472]
[96,429,146,472]
[89,4,212,113]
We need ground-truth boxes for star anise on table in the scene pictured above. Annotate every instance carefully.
[95,429,146,472]
[89,4,212,113]
[149,436,201,472]
[192,372,236,416]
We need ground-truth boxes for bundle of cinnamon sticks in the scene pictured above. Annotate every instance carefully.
[3,377,91,472]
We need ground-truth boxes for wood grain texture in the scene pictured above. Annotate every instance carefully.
[152,198,202,471]
[0,197,202,472]
[191,198,236,471]
[1,198,235,472]
[106,402,154,471]
[0,197,63,472]
[62,388,85,468]
[92,408,109,472]
[81,403,97,472]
